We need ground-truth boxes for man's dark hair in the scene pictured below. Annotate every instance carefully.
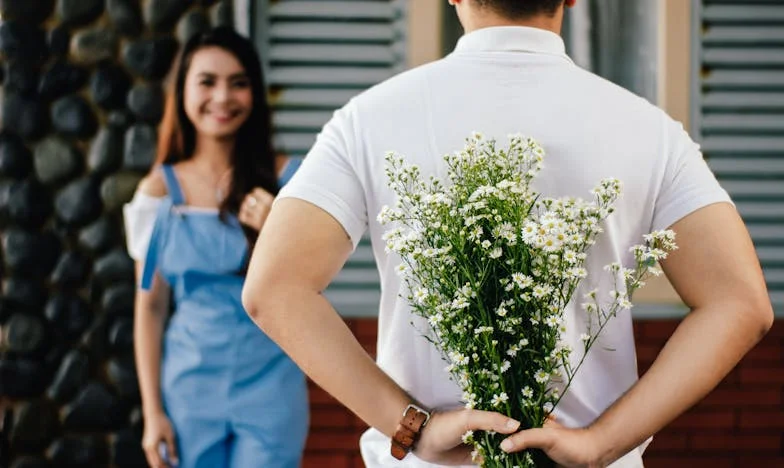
[477,0,566,19]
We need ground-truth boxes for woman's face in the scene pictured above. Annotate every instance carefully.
[183,46,253,140]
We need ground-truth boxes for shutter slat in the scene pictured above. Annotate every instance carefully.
[270,1,398,20]
[747,225,784,243]
[758,247,784,263]
[701,136,784,153]
[270,44,398,65]
[703,5,784,23]
[710,159,784,176]
[271,89,360,108]
[702,92,784,110]
[703,49,784,67]
[734,201,784,220]
[269,67,396,86]
[721,180,784,198]
[703,114,784,133]
[270,23,397,43]
[703,70,784,89]
[275,133,317,154]
[273,110,333,130]
[704,26,784,44]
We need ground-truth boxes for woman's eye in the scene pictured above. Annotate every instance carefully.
[232,80,250,88]
[199,80,214,87]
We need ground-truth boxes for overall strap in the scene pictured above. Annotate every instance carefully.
[161,165,186,206]
[140,201,169,290]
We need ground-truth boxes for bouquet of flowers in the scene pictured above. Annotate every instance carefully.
[378,133,677,467]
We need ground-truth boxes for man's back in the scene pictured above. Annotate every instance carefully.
[280,25,730,467]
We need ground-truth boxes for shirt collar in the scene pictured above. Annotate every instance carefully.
[453,26,572,63]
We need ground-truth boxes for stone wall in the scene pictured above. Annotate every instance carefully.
[0,1,235,467]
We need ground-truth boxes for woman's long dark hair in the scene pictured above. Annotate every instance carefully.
[156,26,278,249]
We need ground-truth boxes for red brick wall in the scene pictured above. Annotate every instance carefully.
[303,319,784,468]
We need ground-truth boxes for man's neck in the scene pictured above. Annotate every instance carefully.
[461,13,563,36]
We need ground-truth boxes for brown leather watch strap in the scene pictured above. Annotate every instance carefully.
[391,405,430,460]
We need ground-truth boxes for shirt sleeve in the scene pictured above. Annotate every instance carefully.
[651,115,734,232]
[275,102,368,248]
[123,192,163,261]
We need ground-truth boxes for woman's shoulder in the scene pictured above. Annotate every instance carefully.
[137,168,168,198]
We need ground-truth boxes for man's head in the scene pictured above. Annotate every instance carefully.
[475,0,567,19]
[449,0,576,34]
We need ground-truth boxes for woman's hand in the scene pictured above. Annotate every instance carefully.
[239,188,275,231]
[142,411,178,468]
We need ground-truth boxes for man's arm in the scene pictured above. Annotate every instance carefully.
[500,202,774,465]
[242,198,521,465]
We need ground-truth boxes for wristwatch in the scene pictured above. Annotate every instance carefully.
[391,403,431,460]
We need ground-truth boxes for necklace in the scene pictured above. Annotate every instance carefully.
[187,165,233,203]
[213,167,233,202]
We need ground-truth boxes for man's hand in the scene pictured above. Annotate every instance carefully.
[414,408,520,465]
[496,418,604,468]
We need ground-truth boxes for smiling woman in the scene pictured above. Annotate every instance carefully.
[122,27,308,468]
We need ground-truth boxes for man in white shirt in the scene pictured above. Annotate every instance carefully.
[242,1,773,466]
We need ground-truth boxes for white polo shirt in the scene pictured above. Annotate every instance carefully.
[279,27,731,467]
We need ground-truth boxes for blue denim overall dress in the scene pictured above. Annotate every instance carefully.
[140,165,308,468]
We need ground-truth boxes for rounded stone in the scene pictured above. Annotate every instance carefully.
[58,0,104,26]
[110,429,146,468]
[47,435,105,467]
[78,216,119,254]
[38,60,89,101]
[70,28,118,64]
[94,248,135,284]
[3,313,47,356]
[145,0,190,32]
[55,177,103,227]
[122,37,179,80]
[44,293,92,341]
[2,277,47,312]
[177,9,210,44]
[48,26,70,57]
[0,0,55,24]
[102,284,135,317]
[88,127,124,175]
[62,382,124,431]
[2,179,52,229]
[2,92,48,140]
[90,63,132,110]
[9,399,59,452]
[0,132,33,179]
[106,354,138,399]
[50,250,90,288]
[80,312,108,358]
[4,61,39,96]
[34,136,81,185]
[211,0,234,28]
[107,0,143,37]
[51,95,98,139]
[101,172,142,212]
[2,228,61,278]
[107,110,134,129]
[0,21,48,63]
[127,83,164,123]
[108,318,133,351]
[0,358,49,397]
[46,349,90,403]
[123,124,157,172]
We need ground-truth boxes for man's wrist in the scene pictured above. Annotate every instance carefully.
[390,403,431,460]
